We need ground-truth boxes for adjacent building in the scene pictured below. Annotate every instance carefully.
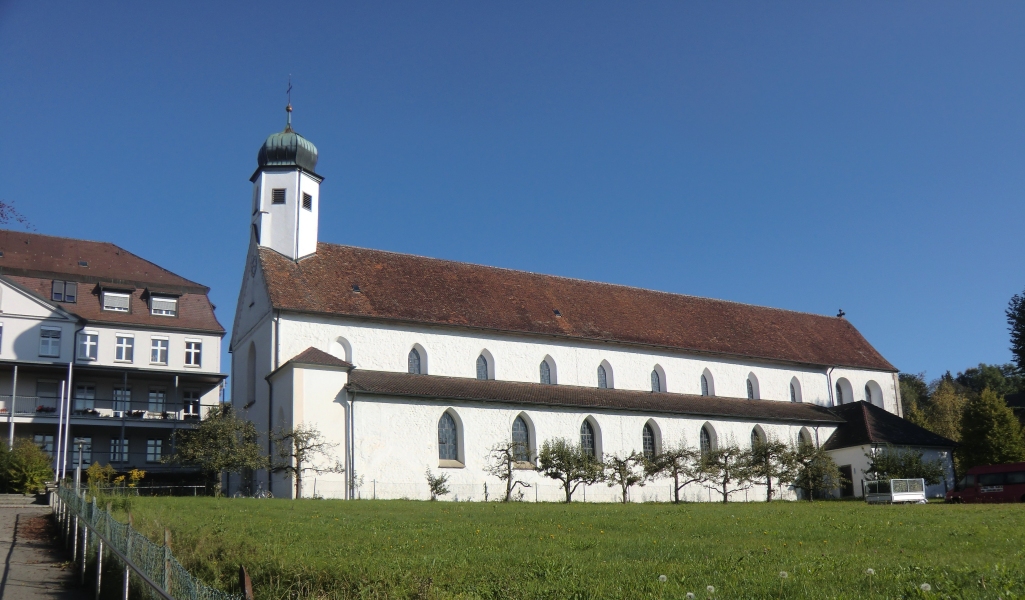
[0,231,226,483]
[231,111,953,501]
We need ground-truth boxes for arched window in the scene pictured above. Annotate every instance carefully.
[746,379,754,400]
[512,416,530,462]
[651,370,662,393]
[799,428,813,448]
[864,383,872,404]
[580,420,596,456]
[408,348,422,375]
[597,365,608,389]
[476,354,489,380]
[699,426,712,455]
[835,381,844,405]
[751,426,765,448]
[438,412,458,460]
[865,380,884,408]
[540,360,551,385]
[642,423,656,459]
[701,374,709,396]
[790,382,797,403]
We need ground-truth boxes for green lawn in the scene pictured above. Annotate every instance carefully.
[117,498,1025,599]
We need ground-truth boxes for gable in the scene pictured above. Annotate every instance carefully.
[0,277,76,321]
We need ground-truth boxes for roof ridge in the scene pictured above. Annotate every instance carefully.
[315,242,843,322]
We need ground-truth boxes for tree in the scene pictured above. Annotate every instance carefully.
[425,469,450,500]
[537,438,603,503]
[749,439,796,502]
[784,443,845,501]
[958,388,1025,470]
[643,441,702,504]
[0,200,32,230]
[1008,289,1025,373]
[484,441,531,501]
[864,444,944,485]
[603,452,645,503]
[922,379,969,442]
[699,444,755,504]
[273,423,344,499]
[166,405,267,497]
[0,438,53,494]
[899,372,930,427]
[955,363,1024,398]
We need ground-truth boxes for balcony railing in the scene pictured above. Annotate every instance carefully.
[0,395,201,421]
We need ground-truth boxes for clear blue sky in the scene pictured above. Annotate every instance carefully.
[2,2,1024,384]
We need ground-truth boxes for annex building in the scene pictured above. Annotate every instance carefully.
[231,111,955,501]
[0,231,226,483]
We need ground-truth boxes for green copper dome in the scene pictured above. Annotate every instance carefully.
[257,126,318,172]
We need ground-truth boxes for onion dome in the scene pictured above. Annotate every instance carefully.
[257,104,318,172]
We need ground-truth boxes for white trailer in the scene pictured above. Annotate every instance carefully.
[863,478,927,504]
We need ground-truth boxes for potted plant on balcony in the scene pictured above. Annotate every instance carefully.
[36,405,56,413]
[128,409,146,418]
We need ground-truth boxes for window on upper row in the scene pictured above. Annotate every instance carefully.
[700,374,709,396]
[651,369,662,393]
[746,379,754,400]
[272,188,286,204]
[52,280,78,303]
[115,335,134,362]
[39,327,61,358]
[110,438,128,463]
[113,387,131,412]
[747,373,759,400]
[790,382,797,403]
[183,390,200,418]
[408,348,422,375]
[77,331,98,361]
[438,412,458,461]
[102,291,130,313]
[512,416,530,462]
[74,384,95,410]
[580,419,596,457]
[476,354,489,380]
[150,338,169,365]
[185,340,202,367]
[540,360,552,385]
[150,296,177,317]
[148,389,166,413]
[642,423,656,459]
[146,439,163,463]
[302,193,313,211]
[72,437,92,465]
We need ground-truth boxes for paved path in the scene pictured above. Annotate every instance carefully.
[0,507,88,600]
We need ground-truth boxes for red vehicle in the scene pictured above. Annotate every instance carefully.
[946,462,1025,503]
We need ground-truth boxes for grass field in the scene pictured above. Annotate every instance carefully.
[116,498,1025,599]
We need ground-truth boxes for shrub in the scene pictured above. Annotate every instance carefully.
[0,438,54,494]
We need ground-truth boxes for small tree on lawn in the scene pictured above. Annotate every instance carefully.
[864,444,944,485]
[166,405,267,497]
[699,443,755,504]
[425,469,450,500]
[485,440,532,502]
[749,438,796,502]
[785,442,846,501]
[273,423,344,499]
[643,441,702,504]
[537,438,603,503]
[604,452,645,503]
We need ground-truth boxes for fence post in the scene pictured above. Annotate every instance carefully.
[80,525,88,584]
[123,512,133,600]
[95,538,103,600]
[163,528,172,594]
[238,565,254,600]
[72,515,78,559]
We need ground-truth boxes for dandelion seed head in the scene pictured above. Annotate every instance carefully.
[920,583,932,592]
[658,575,667,583]
[686,594,695,600]
[779,571,788,579]
[707,585,715,593]
[866,568,875,576]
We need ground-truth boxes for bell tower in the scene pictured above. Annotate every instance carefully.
[250,103,322,261]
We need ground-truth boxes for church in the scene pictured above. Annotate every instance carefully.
[230,108,955,502]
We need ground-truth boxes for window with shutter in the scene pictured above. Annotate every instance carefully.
[150,297,177,316]
[272,189,286,204]
[302,193,313,211]
[102,292,130,312]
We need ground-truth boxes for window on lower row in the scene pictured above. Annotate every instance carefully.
[72,437,92,465]
[39,328,61,357]
[77,332,98,361]
[116,335,134,362]
[185,341,202,367]
[151,338,169,364]
[146,439,163,463]
[110,439,128,463]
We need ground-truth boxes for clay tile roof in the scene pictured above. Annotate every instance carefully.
[346,369,846,424]
[288,347,353,369]
[260,244,895,371]
[821,402,956,450]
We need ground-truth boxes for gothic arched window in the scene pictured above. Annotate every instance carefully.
[476,354,489,380]
[700,426,713,455]
[790,382,797,403]
[512,416,530,462]
[747,379,755,400]
[580,420,596,457]
[408,348,422,375]
[701,374,709,396]
[835,381,844,405]
[642,423,656,459]
[540,360,551,385]
[651,370,662,393]
[864,383,872,404]
[438,412,458,460]
[751,427,763,448]
[597,365,608,389]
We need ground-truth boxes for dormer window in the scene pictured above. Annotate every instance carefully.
[52,281,77,303]
[102,292,130,313]
[272,189,286,204]
[150,296,177,317]
[302,193,313,211]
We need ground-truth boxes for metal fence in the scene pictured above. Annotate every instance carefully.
[54,486,245,600]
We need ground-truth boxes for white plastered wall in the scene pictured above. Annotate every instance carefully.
[827,445,955,499]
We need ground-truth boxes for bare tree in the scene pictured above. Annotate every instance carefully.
[0,200,33,230]
[604,452,645,503]
[272,423,344,499]
[485,441,532,501]
[644,441,702,504]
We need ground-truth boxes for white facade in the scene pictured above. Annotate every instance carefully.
[828,445,955,500]
[251,169,321,261]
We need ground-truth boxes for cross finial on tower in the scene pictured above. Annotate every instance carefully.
[285,75,293,131]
